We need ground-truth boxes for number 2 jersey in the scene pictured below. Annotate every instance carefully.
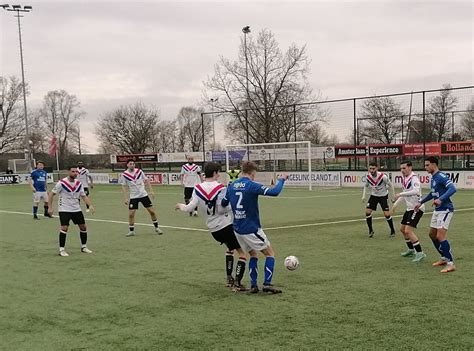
[222,177,285,235]
[178,181,232,232]
[52,177,86,212]
[364,171,392,197]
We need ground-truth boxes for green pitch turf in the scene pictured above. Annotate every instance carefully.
[1,185,473,350]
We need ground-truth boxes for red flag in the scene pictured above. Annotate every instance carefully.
[49,135,57,156]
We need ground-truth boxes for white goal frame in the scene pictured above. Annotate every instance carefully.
[224,141,312,191]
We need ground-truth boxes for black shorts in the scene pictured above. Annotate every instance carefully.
[84,187,90,196]
[401,210,424,228]
[129,196,153,210]
[211,225,241,251]
[184,187,194,200]
[366,195,390,212]
[59,212,85,226]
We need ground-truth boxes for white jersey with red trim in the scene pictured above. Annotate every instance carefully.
[397,172,425,211]
[178,180,232,232]
[52,177,86,212]
[119,168,148,199]
[365,171,392,197]
[180,163,201,188]
[77,167,90,187]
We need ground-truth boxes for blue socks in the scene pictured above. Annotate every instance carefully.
[33,206,38,215]
[264,257,275,285]
[249,257,258,287]
[439,240,454,263]
[431,238,444,257]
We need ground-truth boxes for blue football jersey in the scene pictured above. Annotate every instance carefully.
[420,171,456,211]
[223,177,285,235]
[30,169,48,192]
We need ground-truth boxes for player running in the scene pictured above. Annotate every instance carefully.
[392,160,426,262]
[180,156,202,217]
[362,162,396,238]
[222,161,287,294]
[77,161,94,212]
[414,156,457,273]
[29,161,52,219]
[48,165,94,257]
[175,162,248,291]
[120,159,163,237]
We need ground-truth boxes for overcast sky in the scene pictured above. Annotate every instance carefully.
[1,0,472,153]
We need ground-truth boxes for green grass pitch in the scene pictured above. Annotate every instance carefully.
[1,184,473,350]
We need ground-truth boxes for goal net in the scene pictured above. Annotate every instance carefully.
[224,141,313,190]
[8,159,35,173]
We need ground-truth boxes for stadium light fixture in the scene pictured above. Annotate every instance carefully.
[242,26,250,34]
[1,3,33,170]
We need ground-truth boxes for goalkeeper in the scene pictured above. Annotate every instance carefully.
[226,165,241,185]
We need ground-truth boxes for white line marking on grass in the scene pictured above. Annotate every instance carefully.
[265,207,474,231]
[277,193,359,199]
[0,210,208,232]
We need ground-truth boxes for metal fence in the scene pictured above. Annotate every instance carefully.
[201,85,474,170]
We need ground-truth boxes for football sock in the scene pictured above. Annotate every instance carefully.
[249,257,258,287]
[412,240,423,253]
[80,231,87,247]
[405,240,414,250]
[184,198,190,205]
[431,238,444,257]
[264,257,275,285]
[439,240,453,263]
[43,205,49,215]
[152,220,159,228]
[225,251,234,278]
[59,231,67,248]
[33,206,38,215]
[366,215,373,232]
[129,225,135,232]
[385,216,395,232]
[235,257,246,285]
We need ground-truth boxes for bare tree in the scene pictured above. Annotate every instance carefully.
[39,90,84,163]
[151,120,180,153]
[96,103,160,154]
[29,113,48,154]
[426,84,458,141]
[0,76,27,154]
[176,106,211,151]
[460,100,474,140]
[205,29,318,143]
[358,96,404,144]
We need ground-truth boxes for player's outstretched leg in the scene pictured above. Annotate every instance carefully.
[384,211,396,236]
[429,228,446,266]
[78,224,92,254]
[146,207,163,235]
[400,225,415,257]
[436,228,455,273]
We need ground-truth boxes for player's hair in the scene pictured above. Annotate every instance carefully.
[66,165,77,170]
[203,162,221,178]
[369,161,378,167]
[425,156,438,165]
[400,160,412,167]
[36,161,44,166]
[241,161,258,174]
[126,158,135,165]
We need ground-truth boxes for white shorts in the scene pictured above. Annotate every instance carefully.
[33,191,48,203]
[430,210,454,230]
[235,228,271,253]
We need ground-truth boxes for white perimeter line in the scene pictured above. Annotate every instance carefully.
[1,208,473,233]
[264,207,474,230]
[0,210,208,232]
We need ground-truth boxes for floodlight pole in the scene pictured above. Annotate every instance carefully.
[242,26,251,145]
[210,98,218,148]
[2,4,33,170]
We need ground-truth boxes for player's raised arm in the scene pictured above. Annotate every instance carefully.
[256,176,287,197]
[176,190,199,212]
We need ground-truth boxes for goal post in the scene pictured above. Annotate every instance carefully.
[224,141,312,190]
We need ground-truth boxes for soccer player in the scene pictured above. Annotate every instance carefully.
[414,156,457,273]
[48,165,94,257]
[175,162,247,291]
[120,159,163,236]
[392,160,426,262]
[29,161,52,219]
[362,162,396,238]
[180,156,201,217]
[226,165,241,185]
[77,161,94,212]
[222,161,287,294]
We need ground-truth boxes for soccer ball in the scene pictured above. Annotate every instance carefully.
[284,255,299,271]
